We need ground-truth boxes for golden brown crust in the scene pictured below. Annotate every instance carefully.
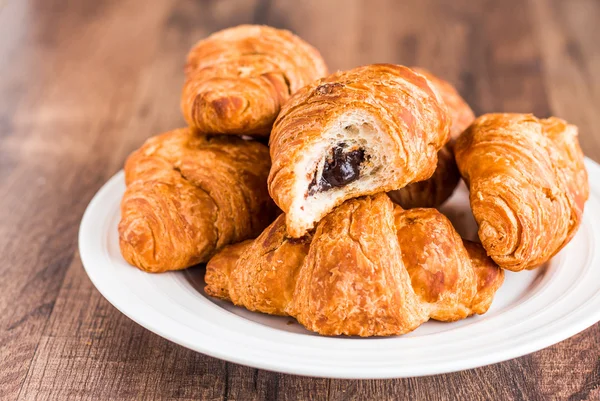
[290,195,429,336]
[540,118,589,246]
[229,215,311,315]
[388,68,474,209]
[455,113,589,271]
[205,194,504,336]
[394,207,503,321]
[205,215,310,316]
[412,68,475,141]
[118,128,278,273]
[204,240,252,300]
[388,146,460,209]
[462,240,505,314]
[181,25,328,137]
[268,64,451,237]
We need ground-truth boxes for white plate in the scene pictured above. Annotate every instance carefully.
[79,158,600,379]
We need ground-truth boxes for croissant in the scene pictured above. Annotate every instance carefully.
[181,25,328,137]
[388,67,475,209]
[205,194,504,337]
[118,128,278,273]
[268,64,451,237]
[455,113,589,271]
[394,208,503,320]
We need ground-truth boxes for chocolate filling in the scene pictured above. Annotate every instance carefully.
[308,143,366,195]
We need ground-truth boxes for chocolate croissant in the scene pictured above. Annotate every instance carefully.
[205,194,504,337]
[268,64,451,237]
[388,68,475,208]
[181,25,328,137]
[455,113,589,271]
[118,128,278,273]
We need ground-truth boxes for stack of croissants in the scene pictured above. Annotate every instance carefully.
[118,25,589,337]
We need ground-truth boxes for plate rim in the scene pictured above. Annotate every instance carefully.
[78,158,600,379]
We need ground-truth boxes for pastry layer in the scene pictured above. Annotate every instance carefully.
[118,128,278,272]
[205,194,504,336]
[268,64,451,237]
[182,25,327,136]
[455,113,588,271]
[388,67,475,209]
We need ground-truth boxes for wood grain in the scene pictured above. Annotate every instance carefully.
[0,0,598,400]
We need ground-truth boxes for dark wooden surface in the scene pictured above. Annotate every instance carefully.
[0,0,599,399]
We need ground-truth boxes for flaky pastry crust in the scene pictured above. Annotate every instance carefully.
[205,194,504,336]
[118,128,278,273]
[388,68,475,209]
[181,25,328,137]
[394,208,503,321]
[268,64,451,237]
[455,113,589,271]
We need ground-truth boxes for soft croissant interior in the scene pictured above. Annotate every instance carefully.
[290,111,398,234]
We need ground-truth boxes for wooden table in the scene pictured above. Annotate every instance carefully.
[1,0,598,399]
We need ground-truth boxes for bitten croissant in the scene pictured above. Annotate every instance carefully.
[205,194,504,337]
[455,113,589,271]
[118,128,278,273]
[388,68,475,208]
[181,25,328,137]
[268,64,451,237]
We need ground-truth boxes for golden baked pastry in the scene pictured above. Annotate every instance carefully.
[394,208,504,321]
[455,113,589,271]
[412,68,476,138]
[268,64,451,238]
[181,25,328,137]
[206,216,311,316]
[205,194,504,337]
[119,128,278,273]
[388,67,475,208]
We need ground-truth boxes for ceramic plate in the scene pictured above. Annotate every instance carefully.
[79,158,600,379]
